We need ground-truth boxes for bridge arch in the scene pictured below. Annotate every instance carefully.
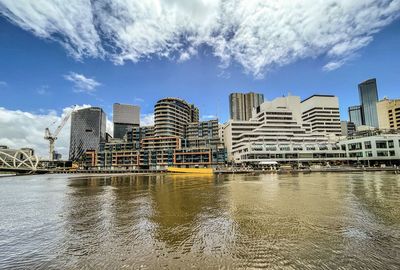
[0,150,39,171]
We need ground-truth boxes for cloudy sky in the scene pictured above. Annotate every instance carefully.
[0,0,400,158]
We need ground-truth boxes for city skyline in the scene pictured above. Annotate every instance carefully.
[1,1,400,158]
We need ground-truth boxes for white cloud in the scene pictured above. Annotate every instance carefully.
[134,97,145,103]
[141,113,154,126]
[37,85,50,95]
[201,114,218,120]
[64,72,101,93]
[1,0,399,76]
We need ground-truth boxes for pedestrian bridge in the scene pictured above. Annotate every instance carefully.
[0,149,40,172]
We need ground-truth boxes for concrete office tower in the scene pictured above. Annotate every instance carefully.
[348,105,364,127]
[69,107,106,161]
[229,92,264,121]
[301,95,341,136]
[223,95,329,161]
[154,97,193,137]
[340,121,356,136]
[359,78,379,127]
[377,98,400,130]
[113,103,140,139]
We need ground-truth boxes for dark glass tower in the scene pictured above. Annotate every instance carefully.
[358,78,379,127]
[69,107,106,161]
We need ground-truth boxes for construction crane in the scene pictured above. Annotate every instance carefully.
[44,106,76,161]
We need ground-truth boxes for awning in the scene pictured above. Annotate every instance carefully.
[259,161,278,165]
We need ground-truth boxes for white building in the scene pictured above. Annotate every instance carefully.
[301,95,341,137]
[223,95,331,162]
[339,132,400,165]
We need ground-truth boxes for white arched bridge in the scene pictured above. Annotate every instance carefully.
[0,149,40,173]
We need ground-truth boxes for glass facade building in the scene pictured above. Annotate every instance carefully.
[358,79,379,128]
[348,105,364,127]
[69,107,106,161]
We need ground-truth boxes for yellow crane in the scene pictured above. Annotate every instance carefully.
[44,106,76,161]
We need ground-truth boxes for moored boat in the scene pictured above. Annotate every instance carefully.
[167,167,213,174]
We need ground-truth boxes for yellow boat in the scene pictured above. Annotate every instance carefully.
[166,167,213,174]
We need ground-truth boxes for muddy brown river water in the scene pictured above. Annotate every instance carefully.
[0,172,400,269]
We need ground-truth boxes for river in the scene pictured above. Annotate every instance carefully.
[1,172,400,269]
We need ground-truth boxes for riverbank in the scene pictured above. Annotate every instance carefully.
[2,166,399,177]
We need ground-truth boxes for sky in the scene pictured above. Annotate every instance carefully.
[0,0,400,158]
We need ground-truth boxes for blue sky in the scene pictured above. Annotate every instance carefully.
[0,0,399,157]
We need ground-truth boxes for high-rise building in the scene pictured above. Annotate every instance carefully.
[348,105,364,127]
[377,98,400,130]
[154,97,193,137]
[358,78,379,127]
[223,95,330,161]
[301,95,341,136]
[190,104,200,123]
[340,121,356,136]
[113,103,140,139]
[229,92,264,121]
[69,107,106,161]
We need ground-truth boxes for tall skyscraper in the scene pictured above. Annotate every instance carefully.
[113,103,140,139]
[348,105,364,127]
[154,97,197,137]
[229,92,264,121]
[301,95,341,136]
[69,107,106,161]
[358,78,379,127]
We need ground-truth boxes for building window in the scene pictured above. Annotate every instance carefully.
[388,140,394,148]
[364,141,372,149]
[376,141,387,149]
[365,151,373,157]
[349,152,363,158]
[389,151,396,157]
[348,143,362,151]
[377,151,389,157]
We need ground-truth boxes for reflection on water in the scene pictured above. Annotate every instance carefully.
[0,172,400,269]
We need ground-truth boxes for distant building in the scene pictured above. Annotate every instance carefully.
[301,95,341,136]
[69,107,106,161]
[377,98,400,130]
[113,103,140,139]
[154,97,195,138]
[340,121,356,136]
[190,104,200,123]
[358,78,379,128]
[348,105,364,127]
[229,92,264,121]
[185,119,221,148]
